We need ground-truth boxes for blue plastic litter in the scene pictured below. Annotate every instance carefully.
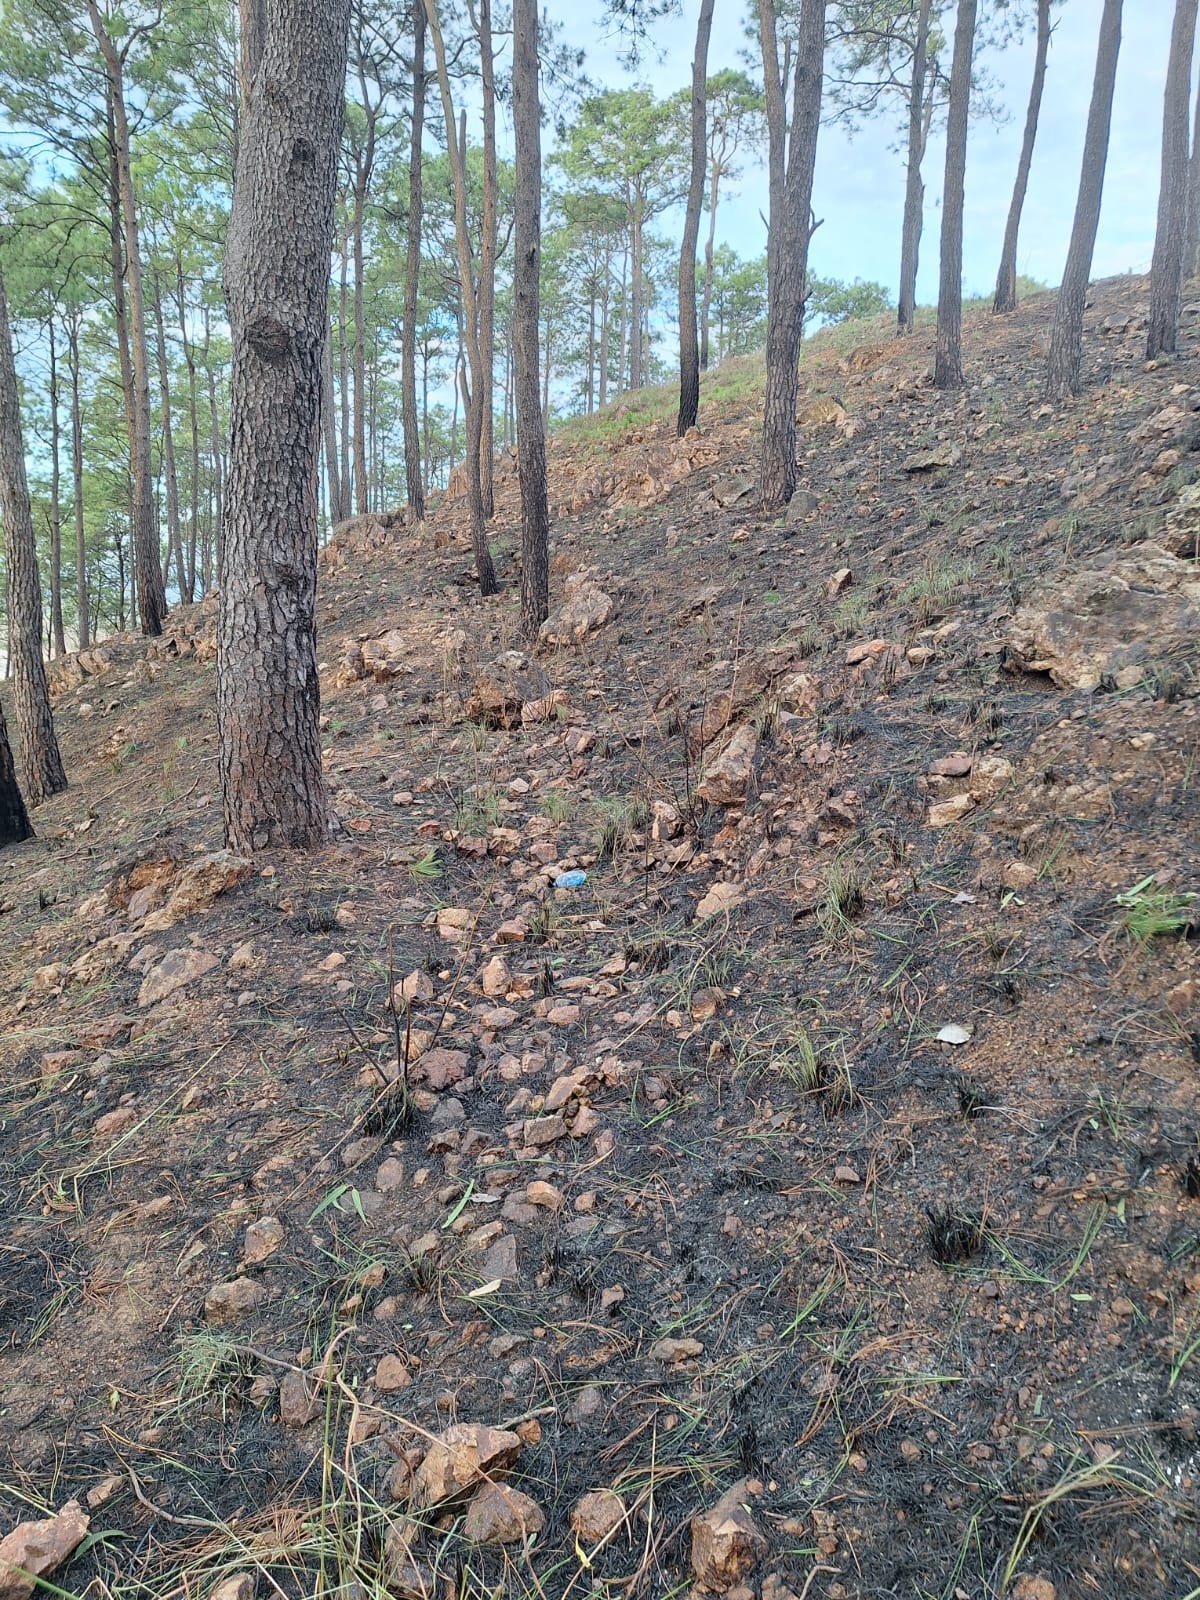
[554,870,587,889]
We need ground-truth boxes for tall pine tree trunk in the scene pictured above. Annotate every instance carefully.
[152,275,189,603]
[402,0,427,523]
[678,0,715,436]
[994,0,1052,314]
[0,701,32,847]
[352,181,370,514]
[1147,0,1199,359]
[321,313,344,523]
[475,0,498,517]
[758,0,825,510]
[174,257,201,598]
[46,318,66,656]
[427,0,497,594]
[218,0,349,852]
[1046,0,1123,398]
[89,2,166,635]
[67,315,89,649]
[0,267,66,802]
[934,0,977,390]
[512,0,548,639]
[338,217,351,512]
[700,161,721,370]
[898,0,933,335]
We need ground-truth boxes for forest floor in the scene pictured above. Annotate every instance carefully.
[0,276,1198,1600]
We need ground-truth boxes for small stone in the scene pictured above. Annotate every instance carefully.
[649,1336,703,1363]
[546,1004,580,1027]
[278,1369,322,1428]
[526,1181,564,1210]
[1003,861,1037,890]
[690,1481,767,1590]
[927,793,974,828]
[1010,1579,1056,1600]
[698,724,758,807]
[415,1048,468,1090]
[398,970,435,1003]
[243,1217,284,1264]
[93,1106,138,1140]
[834,1166,860,1185]
[826,567,852,597]
[374,1354,412,1393]
[0,1501,90,1600]
[462,1482,545,1545]
[413,1423,523,1508]
[204,1278,266,1326]
[696,881,744,920]
[570,1489,627,1545]
[376,1157,405,1191]
[137,946,220,1008]
[522,1114,567,1148]
[209,1577,255,1600]
[481,956,512,997]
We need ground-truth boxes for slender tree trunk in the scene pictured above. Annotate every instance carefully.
[352,179,370,513]
[426,0,497,594]
[1147,0,1200,359]
[321,312,344,523]
[88,3,166,635]
[0,701,33,847]
[475,0,498,517]
[204,307,225,588]
[1046,0,1123,398]
[934,0,977,390]
[700,161,721,370]
[512,0,549,639]
[630,196,644,390]
[338,216,351,511]
[898,0,933,335]
[0,268,66,802]
[218,0,349,852]
[67,315,89,650]
[152,275,189,603]
[1184,72,1200,281]
[600,254,610,408]
[174,256,201,599]
[994,0,1052,314]
[402,0,427,523]
[617,239,628,393]
[758,0,825,510]
[678,0,715,436]
[46,319,66,656]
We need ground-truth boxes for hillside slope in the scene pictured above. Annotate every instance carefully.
[0,277,1197,1600]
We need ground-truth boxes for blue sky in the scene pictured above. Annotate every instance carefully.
[563,0,1176,304]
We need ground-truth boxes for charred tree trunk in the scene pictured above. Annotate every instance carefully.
[512,0,549,639]
[1046,0,1123,398]
[0,268,67,802]
[218,0,348,851]
[758,0,825,510]
[898,0,933,336]
[0,701,32,847]
[994,0,1052,314]
[934,0,978,390]
[402,0,427,524]
[89,3,166,635]
[1147,0,1200,359]
[678,0,715,436]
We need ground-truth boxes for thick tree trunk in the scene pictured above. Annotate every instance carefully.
[1147,0,1200,359]
[1046,0,1123,399]
[678,0,715,436]
[994,0,1051,314]
[402,0,427,523]
[427,0,497,594]
[46,319,66,657]
[898,0,933,335]
[0,268,67,803]
[89,3,166,636]
[934,0,977,390]
[758,0,825,510]
[512,0,549,639]
[218,0,348,851]
[0,702,33,848]
[67,315,89,650]
[152,276,189,603]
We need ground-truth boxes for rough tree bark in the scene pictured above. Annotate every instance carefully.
[402,0,427,523]
[473,0,498,517]
[677,0,715,436]
[898,0,933,336]
[934,0,977,390]
[1147,0,1199,359]
[512,0,549,639]
[994,0,1052,314]
[350,23,380,516]
[1046,0,1123,399]
[0,702,33,848]
[67,313,89,650]
[426,0,497,594]
[758,0,825,511]
[0,267,67,803]
[217,0,350,852]
[88,1,166,636]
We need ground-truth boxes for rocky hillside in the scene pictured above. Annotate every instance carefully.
[0,278,1197,1600]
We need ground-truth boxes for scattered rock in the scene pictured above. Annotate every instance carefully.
[826,567,852,597]
[698,724,758,807]
[696,881,744,920]
[1010,1579,1056,1600]
[203,1278,267,1326]
[397,970,435,1004]
[540,572,615,645]
[481,956,512,997]
[413,1423,523,1508]
[690,1481,767,1591]
[209,1577,255,1600]
[903,442,961,472]
[1005,544,1200,690]
[373,1354,412,1393]
[414,1048,468,1090]
[242,1217,285,1264]
[526,1181,564,1210]
[0,1500,89,1600]
[465,652,548,729]
[141,850,254,932]
[278,1369,322,1428]
[712,472,757,508]
[137,947,221,1008]
[570,1489,627,1545]
[649,1336,703,1363]
[462,1482,546,1545]
[927,794,974,828]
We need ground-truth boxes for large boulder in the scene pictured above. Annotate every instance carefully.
[540,572,615,646]
[1005,544,1200,690]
